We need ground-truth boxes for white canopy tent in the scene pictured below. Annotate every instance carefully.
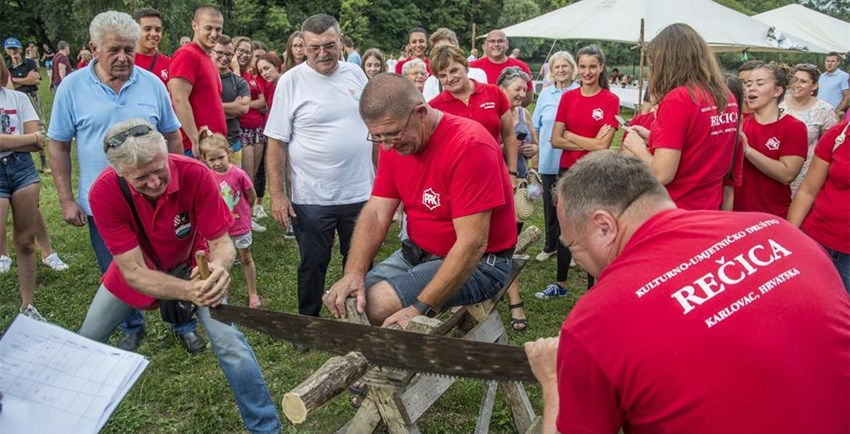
[753,4,849,53]
[501,0,831,53]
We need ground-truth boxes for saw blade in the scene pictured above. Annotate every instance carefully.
[211,305,536,382]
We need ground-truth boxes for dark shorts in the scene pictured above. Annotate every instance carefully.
[240,127,266,147]
[0,152,40,199]
[364,248,513,308]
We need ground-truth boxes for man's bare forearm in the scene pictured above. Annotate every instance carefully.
[266,137,289,199]
[48,140,77,205]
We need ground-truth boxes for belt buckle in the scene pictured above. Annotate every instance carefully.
[485,253,497,266]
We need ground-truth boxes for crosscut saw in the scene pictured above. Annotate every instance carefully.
[211,304,536,382]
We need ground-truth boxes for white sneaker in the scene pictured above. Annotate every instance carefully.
[251,219,267,233]
[21,305,46,321]
[0,255,11,273]
[43,253,69,271]
[253,205,268,220]
[535,250,556,262]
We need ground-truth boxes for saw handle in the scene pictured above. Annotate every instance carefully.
[195,251,210,279]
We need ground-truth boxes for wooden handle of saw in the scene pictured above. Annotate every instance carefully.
[195,251,210,279]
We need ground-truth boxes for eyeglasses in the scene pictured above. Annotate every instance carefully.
[486,39,507,44]
[103,125,153,153]
[213,50,234,59]
[366,107,417,145]
[405,71,427,78]
[306,42,338,55]
[235,48,251,56]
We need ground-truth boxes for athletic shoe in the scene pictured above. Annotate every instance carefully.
[20,305,46,321]
[253,204,268,220]
[251,219,267,233]
[534,283,568,299]
[0,255,11,273]
[284,226,295,240]
[42,253,69,271]
[535,250,556,262]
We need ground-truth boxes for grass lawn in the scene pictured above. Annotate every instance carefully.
[0,76,615,433]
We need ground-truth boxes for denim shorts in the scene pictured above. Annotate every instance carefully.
[0,152,40,199]
[365,248,513,309]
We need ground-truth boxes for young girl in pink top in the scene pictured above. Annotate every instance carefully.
[199,127,263,308]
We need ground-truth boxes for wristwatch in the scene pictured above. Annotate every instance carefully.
[412,299,438,318]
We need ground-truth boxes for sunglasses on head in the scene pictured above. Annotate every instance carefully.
[103,125,153,153]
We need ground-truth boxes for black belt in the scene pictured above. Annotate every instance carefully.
[402,238,513,265]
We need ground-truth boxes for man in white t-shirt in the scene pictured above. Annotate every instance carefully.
[264,14,374,349]
[422,28,487,102]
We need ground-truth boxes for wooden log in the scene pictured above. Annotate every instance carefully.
[283,351,370,424]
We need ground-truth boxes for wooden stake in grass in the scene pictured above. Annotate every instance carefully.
[282,352,369,424]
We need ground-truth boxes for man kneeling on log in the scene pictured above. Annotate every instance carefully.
[323,73,517,328]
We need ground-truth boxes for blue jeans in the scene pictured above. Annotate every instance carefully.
[291,201,364,316]
[87,215,197,336]
[78,285,281,434]
[823,245,850,294]
[365,248,512,307]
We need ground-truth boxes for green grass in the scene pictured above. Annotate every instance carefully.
[0,73,600,433]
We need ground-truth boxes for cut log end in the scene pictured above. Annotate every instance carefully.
[282,351,370,424]
[282,392,309,424]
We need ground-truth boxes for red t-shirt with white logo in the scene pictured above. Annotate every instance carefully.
[239,71,266,129]
[168,42,227,151]
[553,87,619,168]
[469,56,533,93]
[557,208,850,434]
[134,52,171,84]
[734,114,807,216]
[90,155,233,308]
[801,121,850,254]
[371,113,517,257]
[429,80,509,144]
[649,86,739,210]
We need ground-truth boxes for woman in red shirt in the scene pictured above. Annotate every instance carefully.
[429,45,519,180]
[256,53,282,112]
[622,23,737,211]
[788,121,850,293]
[232,36,268,193]
[734,63,807,216]
[395,28,429,75]
[536,44,618,299]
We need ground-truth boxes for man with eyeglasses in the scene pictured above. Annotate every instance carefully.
[265,14,374,349]
[523,151,849,434]
[133,8,170,84]
[470,30,533,106]
[80,118,282,434]
[323,73,516,328]
[213,34,249,167]
[48,11,200,354]
[168,5,227,157]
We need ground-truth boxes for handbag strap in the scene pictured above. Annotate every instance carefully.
[117,176,162,270]
[147,52,159,72]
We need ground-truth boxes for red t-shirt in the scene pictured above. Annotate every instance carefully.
[212,165,254,237]
[264,81,277,117]
[134,52,172,84]
[89,155,233,308]
[557,209,850,434]
[394,57,431,75]
[649,86,739,210]
[622,110,655,142]
[734,114,807,216]
[801,121,850,254]
[168,42,227,151]
[239,71,266,129]
[428,80,509,144]
[469,56,533,93]
[371,113,516,257]
[553,87,619,168]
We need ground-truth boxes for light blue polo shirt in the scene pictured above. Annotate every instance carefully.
[532,82,578,175]
[818,69,849,110]
[47,60,181,215]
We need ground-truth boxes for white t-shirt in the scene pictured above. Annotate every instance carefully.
[0,88,38,158]
[264,62,374,205]
[423,68,488,102]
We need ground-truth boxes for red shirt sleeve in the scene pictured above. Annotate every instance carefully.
[497,86,510,117]
[814,122,844,162]
[168,47,198,85]
[238,167,255,195]
[447,141,506,218]
[557,330,623,434]
[554,91,571,125]
[650,89,690,152]
[371,149,400,199]
[780,117,809,158]
[603,92,620,130]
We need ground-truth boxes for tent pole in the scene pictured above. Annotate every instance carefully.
[638,18,646,112]
[540,39,559,81]
[471,23,477,51]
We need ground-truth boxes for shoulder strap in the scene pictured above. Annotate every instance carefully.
[148,52,159,72]
[117,176,161,270]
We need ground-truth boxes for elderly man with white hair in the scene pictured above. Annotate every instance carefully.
[47,11,204,354]
[78,118,282,434]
